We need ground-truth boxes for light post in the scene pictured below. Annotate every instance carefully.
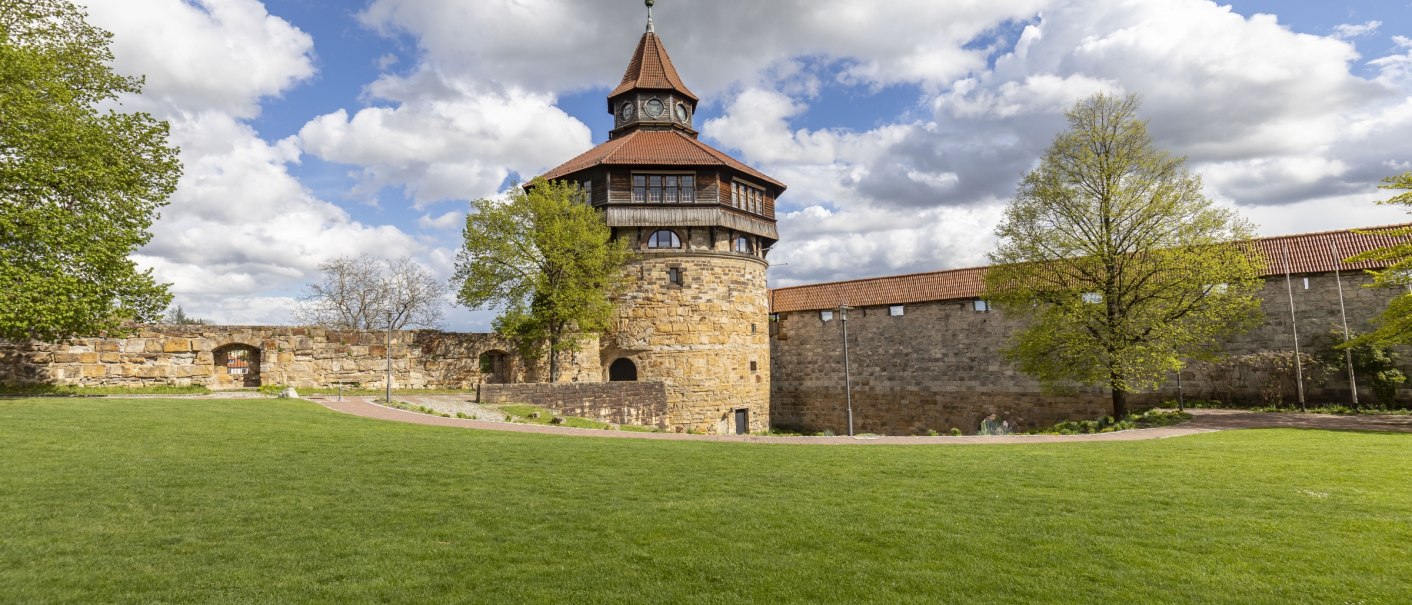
[385,310,393,404]
[839,304,855,437]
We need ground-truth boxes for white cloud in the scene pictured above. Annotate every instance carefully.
[84,0,432,325]
[1333,20,1382,39]
[299,76,592,206]
[419,211,465,231]
[83,0,315,119]
[136,113,422,322]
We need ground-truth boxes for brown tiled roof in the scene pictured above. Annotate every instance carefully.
[539,129,786,189]
[770,224,1412,313]
[609,32,698,107]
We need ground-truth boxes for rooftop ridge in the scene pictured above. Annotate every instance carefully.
[769,223,1412,313]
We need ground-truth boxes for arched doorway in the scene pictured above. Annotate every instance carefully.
[479,350,511,383]
[608,358,638,382]
[213,344,261,388]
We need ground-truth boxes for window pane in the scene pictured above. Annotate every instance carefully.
[633,187,645,202]
[649,175,661,187]
[634,175,645,187]
[682,176,694,187]
[683,186,694,202]
[665,176,677,187]
[649,185,661,202]
[664,187,677,203]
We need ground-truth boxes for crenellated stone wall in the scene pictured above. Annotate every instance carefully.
[770,271,1412,435]
[0,326,602,390]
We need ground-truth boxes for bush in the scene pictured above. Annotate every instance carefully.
[1029,410,1191,435]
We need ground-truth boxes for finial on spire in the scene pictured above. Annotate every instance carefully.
[645,0,655,33]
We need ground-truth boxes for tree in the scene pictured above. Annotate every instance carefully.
[164,305,207,326]
[454,179,630,382]
[984,93,1264,418]
[1342,172,1412,347]
[0,0,180,341]
[294,255,447,330]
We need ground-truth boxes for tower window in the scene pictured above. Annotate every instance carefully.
[668,267,683,285]
[732,181,766,213]
[735,236,751,254]
[647,230,681,249]
[633,173,695,203]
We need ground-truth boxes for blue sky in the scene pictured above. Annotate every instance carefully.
[79,0,1412,330]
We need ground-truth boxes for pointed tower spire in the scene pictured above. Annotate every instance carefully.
[646,0,655,33]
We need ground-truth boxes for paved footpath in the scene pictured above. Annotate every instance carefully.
[309,396,1412,445]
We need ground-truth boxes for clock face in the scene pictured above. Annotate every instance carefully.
[674,103,688,123]
[644,98,664,118]
[619,101,635,122]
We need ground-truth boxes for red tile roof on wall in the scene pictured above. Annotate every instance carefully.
[609,31,698,107]
[769,224,1412,313]
[539,129,786,189]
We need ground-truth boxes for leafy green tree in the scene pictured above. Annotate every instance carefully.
[454,179,630,382]
[985,93,1264,418]
[164,305,207,326]
[0,0,180,340]
[1343,172,1412,347]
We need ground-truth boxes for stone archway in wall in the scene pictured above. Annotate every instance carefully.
[479,350,511,384]
[213,344,261,388]
[608,358,638,382]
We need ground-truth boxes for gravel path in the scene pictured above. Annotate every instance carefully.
[307,396,1412,444]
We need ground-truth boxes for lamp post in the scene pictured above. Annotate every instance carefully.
[839,304,855,437]
[385,310,393,404]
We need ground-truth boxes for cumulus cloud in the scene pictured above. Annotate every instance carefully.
[83,0,426,324]
[697,0,1412,286]
[299,75,592,206]
[83,0,314,119]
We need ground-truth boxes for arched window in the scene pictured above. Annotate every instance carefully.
[735,236,752,254]
[609,358,638,382]
[647,230,681,249]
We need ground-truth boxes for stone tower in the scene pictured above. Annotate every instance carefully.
[541,1,784,434]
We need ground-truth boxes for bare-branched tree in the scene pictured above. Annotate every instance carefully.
[294,255,447,330]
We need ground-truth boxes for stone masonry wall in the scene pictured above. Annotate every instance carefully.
[770,271,1410,435]
[0,326,602,390]
[605,247,770,434]
[478,381,670,428]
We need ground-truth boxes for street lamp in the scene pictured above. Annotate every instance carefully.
[385,309,393,404]
[839,304,855,437]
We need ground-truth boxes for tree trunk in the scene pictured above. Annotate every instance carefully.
[1111,387,1128,419]
[548,332,559,383]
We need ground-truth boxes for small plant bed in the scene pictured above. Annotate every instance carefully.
[1030,409,1192,435]
[0,384,210,396]
[497,404,612,430]
[1177,399,1412,415]
[257,384,474,397]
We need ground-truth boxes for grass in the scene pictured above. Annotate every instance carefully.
[1,398,1409,603]
[0,383,210,396]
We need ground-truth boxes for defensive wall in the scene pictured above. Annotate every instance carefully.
[769,227,1412,435]
[0,325,601,390]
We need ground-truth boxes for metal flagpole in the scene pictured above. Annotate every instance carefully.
[1331,240,1358,405]
[1282,244,1306,411]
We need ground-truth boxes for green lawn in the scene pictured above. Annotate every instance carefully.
[1,398,1408,603]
